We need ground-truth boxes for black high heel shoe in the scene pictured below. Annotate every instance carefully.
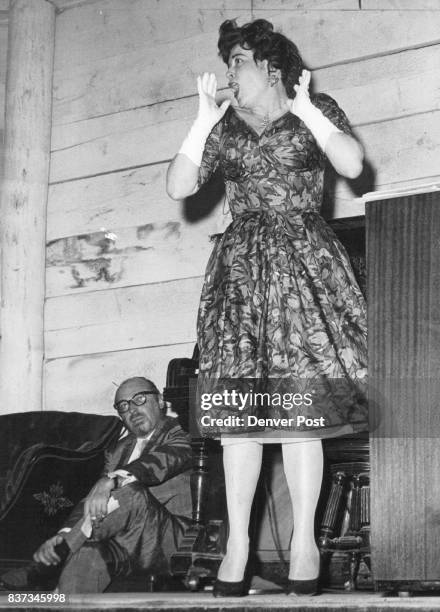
[212,578,247,598]
[286,577,319,596]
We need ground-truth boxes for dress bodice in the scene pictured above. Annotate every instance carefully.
[198,93,353,219]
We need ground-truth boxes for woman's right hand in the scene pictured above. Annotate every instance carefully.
[196,72,230,129]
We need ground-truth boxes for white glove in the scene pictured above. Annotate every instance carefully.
[286,69,341,152]
[178,72,231,166]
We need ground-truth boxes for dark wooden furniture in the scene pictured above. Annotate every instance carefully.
[320,435,372,590]
[367,189,440,593]
[0,411,122,573]
[163,351,227,591]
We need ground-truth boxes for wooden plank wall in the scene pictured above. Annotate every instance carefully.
[44,0,440,414]
[45,0,250,413]
[0,12,8,172]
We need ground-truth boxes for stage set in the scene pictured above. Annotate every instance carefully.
[0,0,439,610]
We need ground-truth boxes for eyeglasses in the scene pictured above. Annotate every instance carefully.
[114,391,159,415]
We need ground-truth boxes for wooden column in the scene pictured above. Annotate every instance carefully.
[0,0,55,410]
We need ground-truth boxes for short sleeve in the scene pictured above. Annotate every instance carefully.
[312,93,354,137]
[197,119,223,188]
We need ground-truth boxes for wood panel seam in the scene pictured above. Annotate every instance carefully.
[45,274,205,301]
[44,339,195,363]
[309,38,440,71]
[51,90,206,129]
[355,108,439,129]
[372,173,440,190]
[48,159,172,186]
[360,6,440,10]
[54,0,103,14]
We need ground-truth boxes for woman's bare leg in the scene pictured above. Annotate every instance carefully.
[217,441,263,581]
[282,440,323,580]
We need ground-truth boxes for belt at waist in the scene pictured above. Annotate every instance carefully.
[232,207,320,223]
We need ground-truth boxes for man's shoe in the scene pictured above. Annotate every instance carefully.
[1,562,61,591]
[1,540,71,591]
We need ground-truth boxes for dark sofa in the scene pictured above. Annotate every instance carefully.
[0,411,122,569]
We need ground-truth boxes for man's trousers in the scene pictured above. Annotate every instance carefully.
[58,482,190,593]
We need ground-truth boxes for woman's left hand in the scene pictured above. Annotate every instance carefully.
[286,69,313,120]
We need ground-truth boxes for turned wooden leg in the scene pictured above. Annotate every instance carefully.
[347,551,359,591]
[319,470,346,548]
[146,574,156,592]
[360,476,370,548]
[190,440,209,524]
[348,474,362,534]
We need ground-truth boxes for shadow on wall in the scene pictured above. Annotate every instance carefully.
[182,170,225,224]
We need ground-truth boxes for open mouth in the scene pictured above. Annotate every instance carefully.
[229,82,239,97]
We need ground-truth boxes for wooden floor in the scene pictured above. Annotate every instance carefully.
[3,589,440,612]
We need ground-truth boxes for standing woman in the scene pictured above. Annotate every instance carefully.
[167,19,367,597]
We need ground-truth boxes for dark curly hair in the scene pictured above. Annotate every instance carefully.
[218,19,303,98]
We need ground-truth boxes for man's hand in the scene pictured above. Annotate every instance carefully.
[33,534,64,566]
[84,476,115,521]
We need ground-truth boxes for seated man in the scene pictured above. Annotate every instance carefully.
[1,377,193,593]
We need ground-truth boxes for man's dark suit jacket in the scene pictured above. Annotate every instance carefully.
[64,416,193,527]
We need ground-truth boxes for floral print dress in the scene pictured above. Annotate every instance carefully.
[195,94,368,438]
